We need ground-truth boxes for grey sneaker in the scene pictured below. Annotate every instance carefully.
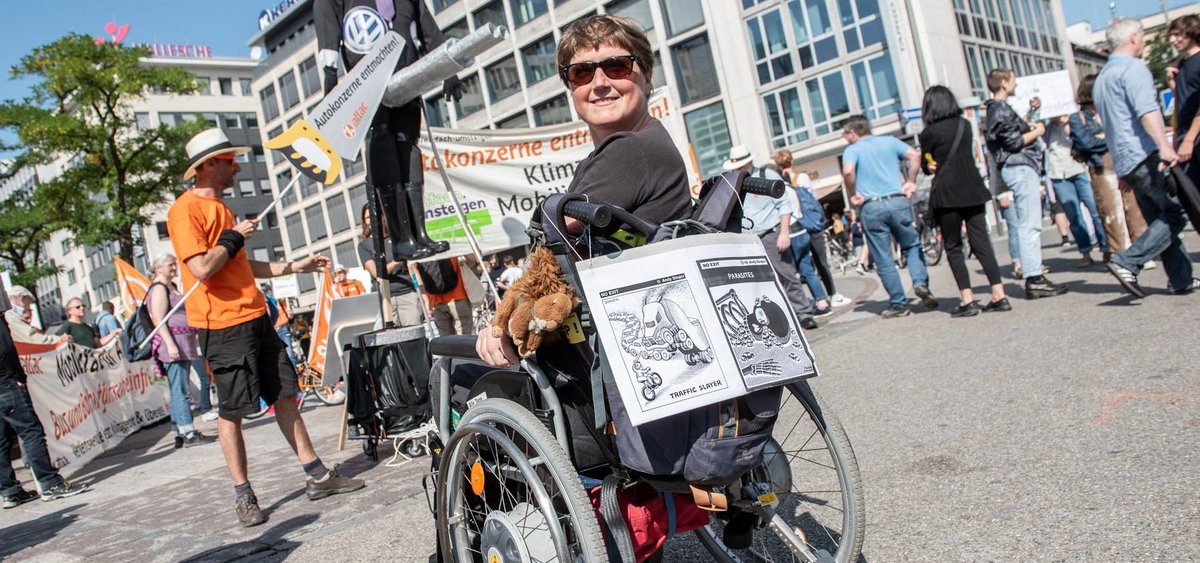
[40,481,89,502]
[3,489,39,509]
[235,492,268,527]
[1106,263,1145,298]
[183,432,217,448]
[881,307,911,319]
[305,468,365,501]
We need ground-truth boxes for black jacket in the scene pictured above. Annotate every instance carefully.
[985,99,1043,173]
[919,117,991,209]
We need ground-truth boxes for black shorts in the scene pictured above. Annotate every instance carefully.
[199,315,297,420]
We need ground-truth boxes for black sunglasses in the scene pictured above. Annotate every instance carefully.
[559,55,639,87]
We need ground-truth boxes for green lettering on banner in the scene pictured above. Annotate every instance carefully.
[425,209,492,240]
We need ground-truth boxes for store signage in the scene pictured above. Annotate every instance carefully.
[134,43,214,58]
[259,0,304,30]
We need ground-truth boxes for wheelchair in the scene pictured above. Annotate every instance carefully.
[425,172,865,562]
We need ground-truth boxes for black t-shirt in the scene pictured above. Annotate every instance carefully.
[919,117,992,210]
[567,118,693,231]
[1175,52,1200,133]
[357,238,415,295]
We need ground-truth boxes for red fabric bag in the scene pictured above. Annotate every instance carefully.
[588,483,710,562]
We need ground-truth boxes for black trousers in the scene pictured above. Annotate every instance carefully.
[934,204,1002,291]
[0,317,64,495]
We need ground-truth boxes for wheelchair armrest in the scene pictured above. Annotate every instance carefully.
[429,335,481,360]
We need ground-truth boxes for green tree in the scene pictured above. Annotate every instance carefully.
[1145,33,1176,111]
[0,183,60,292]
[0,33,205,265]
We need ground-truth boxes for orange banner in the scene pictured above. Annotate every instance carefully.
[306,268,334,377]
[114,258,151,317]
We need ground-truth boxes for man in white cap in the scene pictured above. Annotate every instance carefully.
[167,128,364,528]
[723,145,818,330]
[332,264,364,297]
[4,286,69,345]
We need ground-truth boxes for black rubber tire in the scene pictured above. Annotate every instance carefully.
[924,227,943,266]
[696,380,865,563]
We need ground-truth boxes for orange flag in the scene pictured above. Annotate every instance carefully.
[307,268,335,377]
[114,258,151,317]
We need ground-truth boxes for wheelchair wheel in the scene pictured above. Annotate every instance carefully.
[696,380,865,563]
[436,399,606,562]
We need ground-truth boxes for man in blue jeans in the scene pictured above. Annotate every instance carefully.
[1095,17,1199,297]
[985,67,1068,299]
[840,115,938,318]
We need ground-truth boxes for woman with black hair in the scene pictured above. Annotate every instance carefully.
[918,85,1009,316]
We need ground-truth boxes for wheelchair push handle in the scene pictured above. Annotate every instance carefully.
[562,200,613,228]
[742,176,786,198]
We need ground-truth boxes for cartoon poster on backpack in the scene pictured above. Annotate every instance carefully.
[578,233,818,426]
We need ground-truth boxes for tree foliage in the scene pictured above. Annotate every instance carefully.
[0,186,60,291]
[0,33,205,267]
[1145,34,1176,107]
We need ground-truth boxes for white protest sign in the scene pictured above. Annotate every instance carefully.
[414,88,700,257]
[1010,69,1079,120]
[16,340,168,474]
[576,233,818,426]
[271,274,300,298]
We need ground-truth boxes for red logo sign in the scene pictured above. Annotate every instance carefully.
[95,22,131,45]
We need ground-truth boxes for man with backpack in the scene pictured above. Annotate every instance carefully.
[418,257,473,335]
[778,166,833,317]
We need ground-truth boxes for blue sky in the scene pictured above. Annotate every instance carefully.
[0,0,1194,104]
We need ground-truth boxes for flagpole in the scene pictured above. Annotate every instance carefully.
[133,173,304,353]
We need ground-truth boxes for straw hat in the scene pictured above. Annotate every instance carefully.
[183,128,251,181]
[722,145,755,171]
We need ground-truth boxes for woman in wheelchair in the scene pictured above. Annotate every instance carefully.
[434,14,863,563]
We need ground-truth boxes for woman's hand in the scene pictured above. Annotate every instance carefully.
[476,328,519,367]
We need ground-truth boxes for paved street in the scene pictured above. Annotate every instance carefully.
[2,229,1198,562]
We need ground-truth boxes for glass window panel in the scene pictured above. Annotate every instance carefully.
[279,71,300,109]
[474,1,507,29]
[497,112,529,129]
[305,204,327,242]
[245,113,259,128]
[671,34,720,104]
[286,212,306,250]
[219,78,234,96]
[223,113,240,128]
[299,273,316,293]
[684,103,732,178]
[762,86,809,147]
[844,29,860,52]
[522,35,557,85]
[806,0,832,34]
[869,56,899,117]
[837,0,854,25]
[298,56,321,98]
[454,73,485,117]
[511,0,548,27]
[135,112,151,130]
[195,77,211,95]
[651,51,666,89]
[348,184,367,219]
[660,0,704,36]
[608,0,654,30]
[432,0,458,11]
[814,37,838,63]
[328,193,350,234]
[861,18,884,47]
[336,240,358,269]
[425,94,449,127]
[260,85,280,122]
[240,180,257,198]
[445,18,469,40]
[856,0,879,18]
[239,78,252,95]
[485,56,521,102]
[534,95,571,126]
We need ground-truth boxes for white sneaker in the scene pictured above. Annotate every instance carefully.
[830,294,852,307]
[1143,260,1157,270]
[201,410,219,422]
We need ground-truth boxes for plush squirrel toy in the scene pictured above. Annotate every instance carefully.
[490,247,579,357]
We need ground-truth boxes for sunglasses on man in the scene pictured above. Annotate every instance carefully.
[559,55,639,87]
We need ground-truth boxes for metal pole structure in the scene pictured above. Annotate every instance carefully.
[132,172,304,353]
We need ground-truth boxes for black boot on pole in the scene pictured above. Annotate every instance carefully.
[379,183,432,260]
[405,182,449,255]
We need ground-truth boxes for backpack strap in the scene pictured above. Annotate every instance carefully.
[600,474,636,563]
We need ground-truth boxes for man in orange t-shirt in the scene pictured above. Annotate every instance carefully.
[418,257,473,335]
[167,128,363,528]
[332,265,364,297]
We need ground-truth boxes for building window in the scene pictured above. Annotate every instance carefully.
[671,34,720,104]
[521,35,556,86]
[533,95,571,126]
[299,272,317,294]
[344,154,366,179]
[253,145,266,162]
[497,112,529,129]
[260,85,280,122]
[746,8,794,85]
[66,268,77,285]
[486,56,521,103]
[850,54,899,120]
[202,112,219,127]
[607,0,653,30]
[252,247,270,262]
[837,0,884,53]
[278,170,296,207]
[219,77,234,95]
[660,0,704,36]
[223,186,236,198]
[305,204,328,242]
[299,173,319,200]
[445,18,470,40]
[279,71,301,109]
[432,0,458,10]
[244,113,259,129]
[511,0,548,27]
[264,211,278,229]
[195,77,211,95]
[220,113,239,129]
[335,240,358,269]
[135,112,151,131]
[805,69,851,135]
[298,56,322,99]
[425,94,449,127]
[963,43,984,97]
[240,180,257,198]
[328,193,351,234]
[762,86,809,147]
[155,221,169,239]
[788,0,838,68]
[348,184,367,218]
[272,246,286,261]
[454,73,485,117]
[684,102,732,178]
[473,1,507,29]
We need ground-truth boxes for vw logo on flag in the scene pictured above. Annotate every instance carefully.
[342,6,388,54]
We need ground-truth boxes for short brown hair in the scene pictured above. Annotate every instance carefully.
[986,68,1014,94]
[843,115,871,136]
[771,148,793,169]
[556,15,654,86]
[1076,73,1098,107]
[1169,15,1200,44]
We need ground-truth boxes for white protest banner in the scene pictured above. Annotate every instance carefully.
[576,233,818,426]
[1010,69,1079,120]
[15,340,168,474]
[415,88,700,257]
